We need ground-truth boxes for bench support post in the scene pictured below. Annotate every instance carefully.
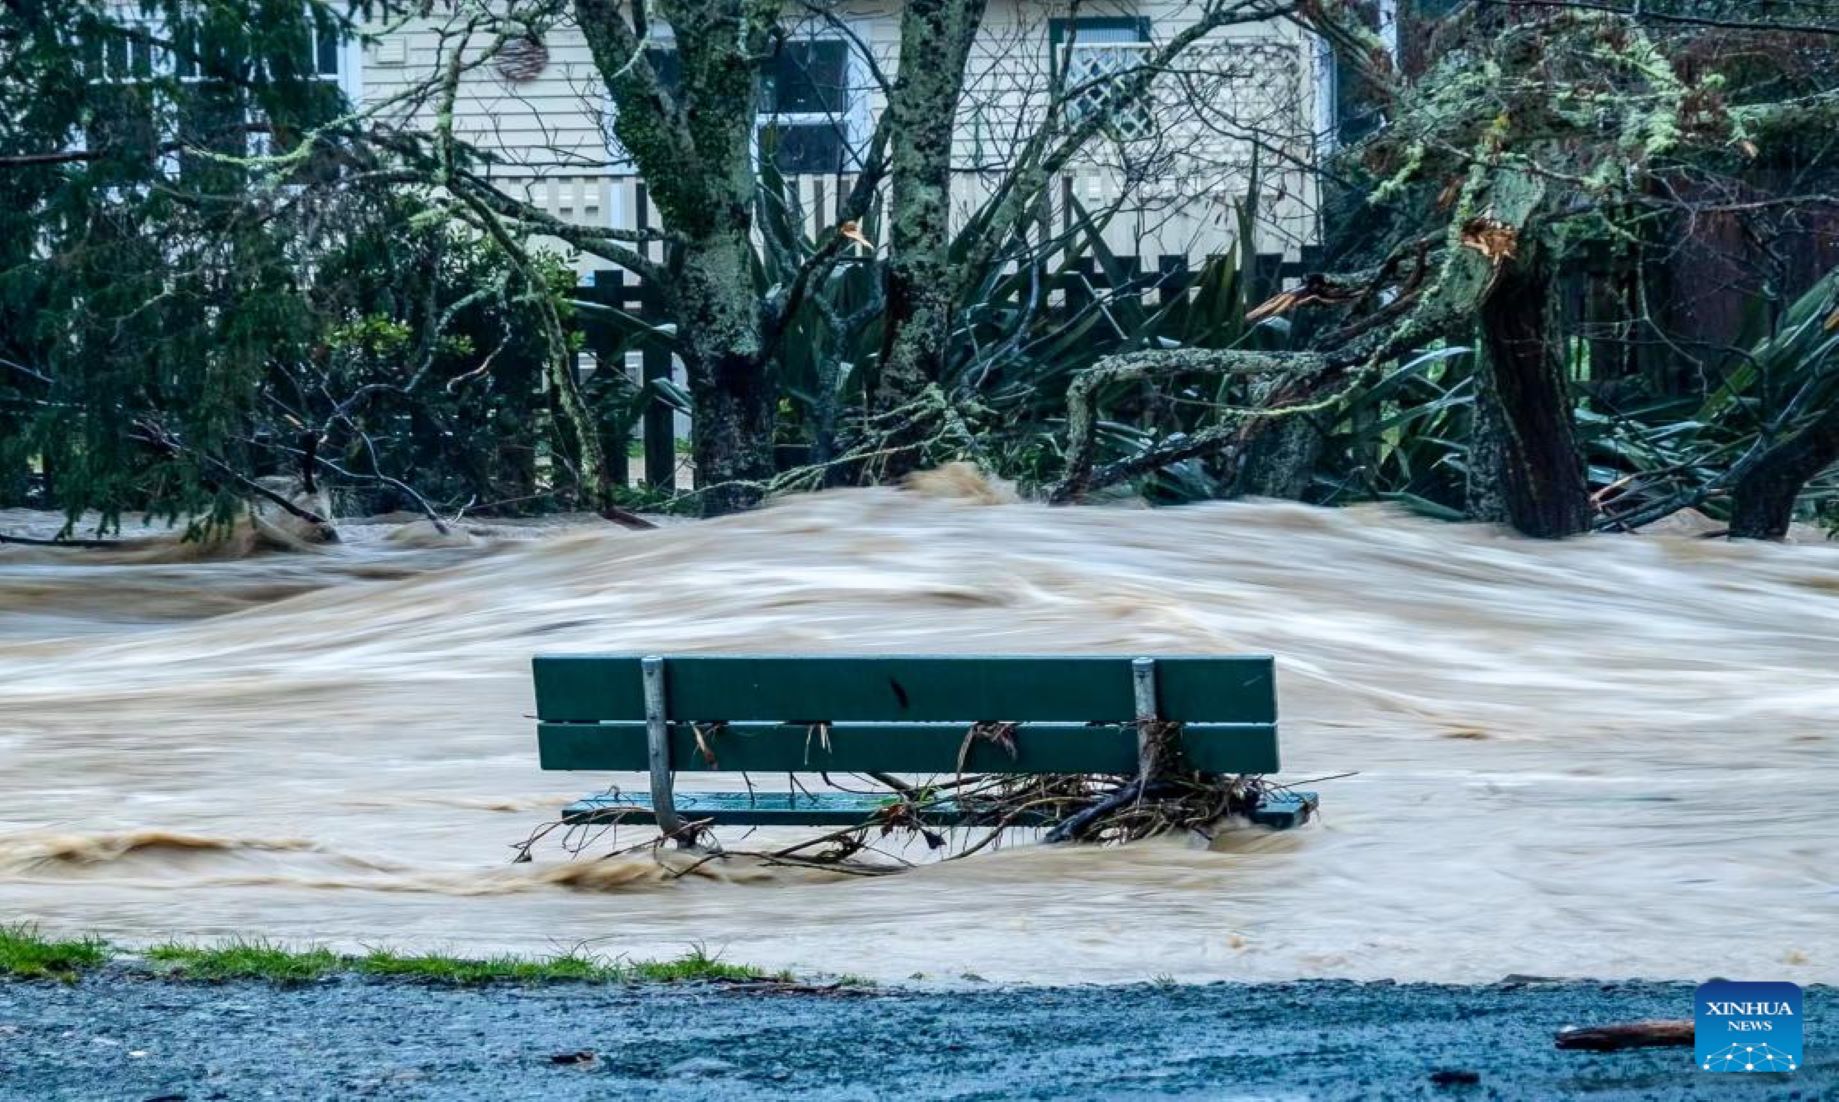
[1131,657,1159,778]
[641,655,687,841]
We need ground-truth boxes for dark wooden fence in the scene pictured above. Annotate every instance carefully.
[575,268,675,490]
[574,248,1316,491]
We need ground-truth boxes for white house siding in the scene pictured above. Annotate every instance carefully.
[945,0,1320,262]
[354,0,1322,271]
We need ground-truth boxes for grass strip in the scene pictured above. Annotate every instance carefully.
[3,927,803,987]
[0,925,110,982]
[145,938,791,985]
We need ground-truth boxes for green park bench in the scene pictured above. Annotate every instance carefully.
[532,654,1314,836]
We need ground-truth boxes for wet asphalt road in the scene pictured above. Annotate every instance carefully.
[0,977,1830,1100]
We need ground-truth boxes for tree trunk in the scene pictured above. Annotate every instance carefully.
[1729,401,1839,538]
[1234,378,1324,498]
[875,0,987,478]
[578,0,780,515]
[674,229,776,515]
[1237,419,1323,499]
[1468,252,1592,538]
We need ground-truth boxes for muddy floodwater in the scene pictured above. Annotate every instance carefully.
[2,482,1836,984]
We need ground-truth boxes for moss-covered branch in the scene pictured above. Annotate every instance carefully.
[1052,349,1330,502]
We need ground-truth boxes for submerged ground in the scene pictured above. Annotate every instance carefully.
[0,978,1829,1100]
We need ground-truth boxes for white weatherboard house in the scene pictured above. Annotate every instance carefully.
[90,0,1381,472]
[351,1,1346,273]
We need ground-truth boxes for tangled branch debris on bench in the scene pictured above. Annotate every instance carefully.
[514,761,1318,877]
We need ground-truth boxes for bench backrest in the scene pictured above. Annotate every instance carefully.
[534,654,1279,775]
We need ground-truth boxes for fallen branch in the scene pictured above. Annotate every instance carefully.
[600,505,658,531]
[1554,1019,1694,1052]
[0,532,132,549]
[1042,778,1145,843]
[1053,349,1328,503]
[134,420,332,529]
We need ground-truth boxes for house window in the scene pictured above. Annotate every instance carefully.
[81,12,357,175]
[175,17,355,164]
[170,18,347,84]
[633,35,860,175]
[759,39,850,174]
[1051,17,1154,140]
[88,31,158,83]
[1317,0,1395,148]
[88,16,348,90]
[80,21,166,171]
[313,21,343,80]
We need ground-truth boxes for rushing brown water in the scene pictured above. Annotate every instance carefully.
[2,479,1836,984]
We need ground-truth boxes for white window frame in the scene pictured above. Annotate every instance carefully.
[753,26,871,176]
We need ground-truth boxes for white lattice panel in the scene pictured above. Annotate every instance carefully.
[1065,41,1156,140]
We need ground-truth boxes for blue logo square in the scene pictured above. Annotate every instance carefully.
[1696,981,1802,1072]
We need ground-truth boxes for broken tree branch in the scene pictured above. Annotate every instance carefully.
[1555,1020,1694,1052]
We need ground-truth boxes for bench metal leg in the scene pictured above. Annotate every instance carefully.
[641,655,686,841]
[1131,657,1158,778]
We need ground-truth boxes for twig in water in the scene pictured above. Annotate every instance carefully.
[0,532,130,549]
[1555,1020,1694,1052]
